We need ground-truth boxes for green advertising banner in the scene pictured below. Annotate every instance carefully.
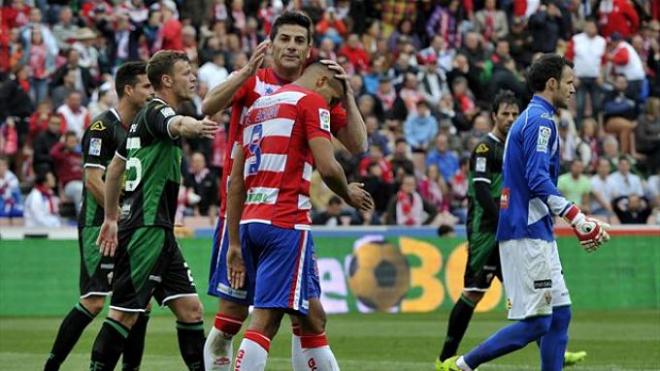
[1,234,659,316]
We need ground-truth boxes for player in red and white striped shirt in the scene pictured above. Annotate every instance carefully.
[202,12,367,371]
[227,62,374,371]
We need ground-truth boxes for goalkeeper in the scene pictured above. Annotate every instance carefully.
[442,54,610,371]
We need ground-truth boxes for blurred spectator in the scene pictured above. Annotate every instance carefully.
[385,173,437,226]
[565,19,606,122]
[52,7,80,52]
[24,170,61,227]
[474,0,509,43]
[50,131,83,214]
[574,117,600,172]
[88,85,116,119]
[56,91,91,139]
[32,114,62,174]
[184,152,218,218]
[160,0,183,51]
[558,159,592,212]
[51,68,84,108]
[388,138,415,183]
[404,100,438,152]
[597,0,640,38]
[601,134,622,171]
[365,115,390,156]
[418,53,446,106]
[418,163,449,211]
[606,33,646,103]
[71,28,100,79]
[528,1,569,53]
[361,161,394,216]
[316,7,348,45]
[375,77,396,112]
[28,100,60,142]
[449,155,470,222]
[419,35,455,74]
[603,74,637,154]
[490,56,527,101]
[198,50,228,90]
[394,71,423,118]
[358,145,394,184]
[2,0,31,30]
[182,26,199,66]
[19,7,59,56]
[608,156,644,199]
[361,19,381,55]
[0,64,34,122]
[339,34,370,74]
[506,16,534,68]
[313,195,353,226]
[635,97,660,173]
[0,117,20,161]
[450,76,478,131]
[22,27,56,104]
[590,158,615,218]
[612,194,652,223]
[51,49,94,100]
[426,1,461,49]
[426,133,459,181]
[0,155,23,218]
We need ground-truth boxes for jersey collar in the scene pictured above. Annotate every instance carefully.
[488,132,502,143]
[531,95,556,114]
[110,107,121,122]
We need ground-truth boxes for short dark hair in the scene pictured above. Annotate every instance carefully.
[115,61,147,98]
[526,54,573,93]
[491,89,519,114]
[147,50,190,89]
[270,11,312,44]
[328,195,342,206]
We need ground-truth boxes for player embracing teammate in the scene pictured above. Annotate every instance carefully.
[440,54,610,371]
[202,11,367,371]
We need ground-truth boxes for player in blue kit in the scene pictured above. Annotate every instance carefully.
[441,54,610,371]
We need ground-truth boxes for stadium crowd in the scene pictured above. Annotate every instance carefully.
[0,0,659,228]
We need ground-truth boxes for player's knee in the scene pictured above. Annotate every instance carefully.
[300,300,327,334]
[108,309,139,329]
[80,296,106,316]
[219,299,249,321]
[172,297,204,323]
[524,316,553,340]
[463,291,484,305]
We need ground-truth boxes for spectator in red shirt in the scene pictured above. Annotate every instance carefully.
[50,131,83,214]
[316,7,348,45]
[1,0,30,31]
[597,0,640,38]
[339,34,370,74]
[160,0,183,51]
[28,100,61,142]
[359,144,394,184]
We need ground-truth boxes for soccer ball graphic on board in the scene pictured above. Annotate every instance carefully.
[347,240,411,311]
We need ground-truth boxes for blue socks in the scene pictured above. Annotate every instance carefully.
[463,315,552,368]
[539,306,571,371]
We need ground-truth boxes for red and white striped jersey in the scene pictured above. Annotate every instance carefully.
[239,85,332,230]
[219,68,347,216]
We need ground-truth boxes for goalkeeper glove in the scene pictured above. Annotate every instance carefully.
[562,204,611,252]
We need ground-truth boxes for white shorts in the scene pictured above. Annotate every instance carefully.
[499,238,571,320]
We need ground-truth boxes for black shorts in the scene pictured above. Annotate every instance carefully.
[464,232,502,292]
[110,227,197,312]
[79,226,113,298]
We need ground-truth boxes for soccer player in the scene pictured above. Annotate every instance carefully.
[92,51,218,371]
[226,62,374,371]
[44,61,153,371]
[441,54,610,371]
[202,12,367,370]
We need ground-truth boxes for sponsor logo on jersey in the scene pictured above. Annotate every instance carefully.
[533,279,552,289]
[89,138,102,156]
[475,143,489,153]
[160,106,176,118]
[476,157,487,172]
[537,126,551,152]
[90,121,106,131]
[319,109,331,132]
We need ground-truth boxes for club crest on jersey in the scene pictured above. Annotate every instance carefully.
[537,126,551,153]
[90,121,106,131]
[89,137,102,156]
[319,109,330,132]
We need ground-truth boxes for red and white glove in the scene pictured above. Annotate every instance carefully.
[563,205,611,252]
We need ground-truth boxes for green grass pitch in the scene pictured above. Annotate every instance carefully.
[1,310,658,370]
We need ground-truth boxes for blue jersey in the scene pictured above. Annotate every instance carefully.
[497,95,573,242]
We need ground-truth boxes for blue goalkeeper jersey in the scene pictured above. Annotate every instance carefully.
[496,95,573,242]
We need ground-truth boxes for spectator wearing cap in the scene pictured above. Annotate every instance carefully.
[418,53,447,106]
[473,0,509,43]
[24,170,61,228]
[72,28,100,80]
[606,33,646,103]
[426,133,459,181]
[404,100,438,152]
[565,18,607,122]
[52,7,80,52]
[597,0,640,38]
